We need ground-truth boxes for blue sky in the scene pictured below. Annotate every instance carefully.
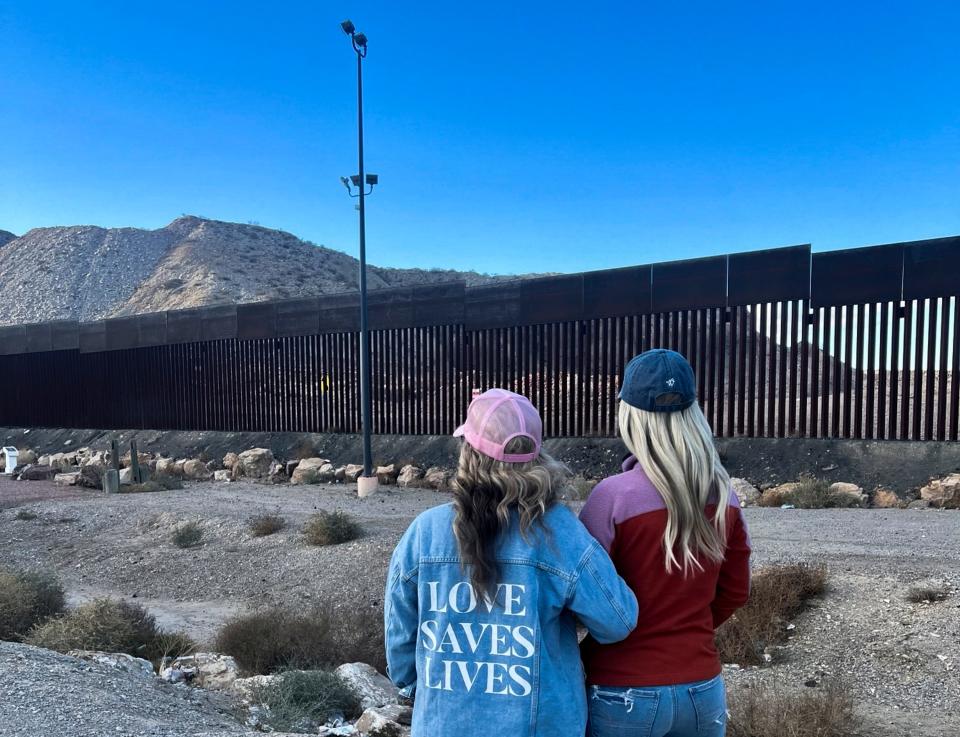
[1,2,958,275]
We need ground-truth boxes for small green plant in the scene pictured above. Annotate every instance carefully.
[728,681,858,737]
[0,568,67,640]
[172,521,203,548]
[254,670,362,732]
[717,564,827,666]
[15,509,38,521]
[249,514,286,537]
[303,511,361,546]
[907,585,950,603]
[215,606,385,675]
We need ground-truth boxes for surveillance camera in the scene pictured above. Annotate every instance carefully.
[340,19,355,34]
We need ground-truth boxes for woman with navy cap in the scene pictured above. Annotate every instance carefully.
[385,388,638,737]
[580,350,752,737]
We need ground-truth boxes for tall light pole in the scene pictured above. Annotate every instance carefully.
[340,19,378,498]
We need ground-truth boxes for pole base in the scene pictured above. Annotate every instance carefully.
[357,474,379,498]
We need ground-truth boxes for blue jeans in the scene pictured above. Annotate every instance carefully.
[588,675,727,737]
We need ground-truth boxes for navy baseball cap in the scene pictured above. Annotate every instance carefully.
[619,349,697,412]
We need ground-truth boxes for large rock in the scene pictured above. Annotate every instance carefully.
[759,482,798,507]
[290,457,330,485]
[214,469,232,482]
[67,650,155,678]
[376,464,399,485]
[155,457,177,476]
[182,459,213,481]
[397,465,425,488]
[236,448,275,479]
[920,474,960,508]
[344,464,364,483]
[334,466,348,482]
[828,482,867,507]
[230,674,280,700]
[730,478,760,507]
[54,472,80,486]
[17,449,38,466]
[267,461,287,484]
[17,464,56,481]
[120,451,152,469]
[77,464,104,489]
[223,452,240,472]
[334,663,399,710]
[81,450,108,470]
[47,452,79,471]
[423,467,452,491]
[168,652,239,690]
[354,704,412,735]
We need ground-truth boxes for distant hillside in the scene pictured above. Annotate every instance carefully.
[0,216,516,326]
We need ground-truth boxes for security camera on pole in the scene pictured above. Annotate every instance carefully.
[340,19,379,498]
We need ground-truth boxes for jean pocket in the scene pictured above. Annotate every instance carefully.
[688,676,727,735]
[589,687,660,737]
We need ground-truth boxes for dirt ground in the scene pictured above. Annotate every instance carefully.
[1,475,958,736]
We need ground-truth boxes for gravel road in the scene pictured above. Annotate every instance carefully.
[0,476,957,736]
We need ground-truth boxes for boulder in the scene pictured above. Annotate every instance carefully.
[730,478,761,507]
[47,452,79,471]
[344,464,364,482]
[334,465,348,482]
[67,650,155,678]
[291,457,330,485]
[334,663,399,710]
[236,448,275,479]
[423,467,452,491]
[230,674,280,700]
[182,459,213,480]
[54,472,80,486]
[872,489,901,509]
[120,451,152,469]
[155,458,177,476]
[18,464,56,481]
[829,482,866,506]
[168,652,239,690]
[82,451,108,470]
[205,458,222,472]
[376,464,399,485]
[317,463,337,483]
[223,452,240,471]
[285,459,300,477]
[214,469,232,482]
[920,474,960,508]
[119,467,134,485]
[17,449,38,466]
[37,454,50,467]
[908,499,932,509]
[354,704,412,735]
[77,464,103,489]
[397,465,425,488]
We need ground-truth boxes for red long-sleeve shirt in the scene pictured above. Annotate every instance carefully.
[579,456,751,687]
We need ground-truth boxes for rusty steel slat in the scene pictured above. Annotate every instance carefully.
[757,304,769,436]
[913,301,927,439]
[876,304,889,439]
[925,299,938,440]
[842,304,855,438]
[715,308,727,437]
[899,302,913,439]
[889,303,902,439]
[808,308,820,437]
[737,306,748,435]
[777,302,788,437]
[937,297,950,440]
[951,297,960,441]
[831,306,842,437]
[865,304,877,439]
[819,308,831,437]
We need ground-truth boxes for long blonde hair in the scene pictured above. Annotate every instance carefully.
[452,437,569,598]
[618,400,731,574]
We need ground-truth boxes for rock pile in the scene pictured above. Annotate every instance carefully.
[920,474,960,508]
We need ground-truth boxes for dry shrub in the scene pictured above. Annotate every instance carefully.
[907,585,950,603]
[728,682,858,737]
[215,606,385,675]
[123,475,184,494]
[764,478,863,509]
[172,521,203,548]
[249,514,286,537]
[25,597,193,664]
[303,511,361,546]
[15,509,38,520]
[254,670,362,732]
[0,568,66,640]
[717,564,827,666]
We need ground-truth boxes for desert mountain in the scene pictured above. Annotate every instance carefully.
[0,216,511,326]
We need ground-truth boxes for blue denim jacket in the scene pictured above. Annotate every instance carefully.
[385,502,639,737]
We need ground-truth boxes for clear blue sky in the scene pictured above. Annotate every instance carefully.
[1,2,958,275]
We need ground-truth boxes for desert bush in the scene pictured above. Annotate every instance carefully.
[764,478,863,509]
[123,475,184,494]
[303,511,361,546]
[717,564,827,666]
[151,630,198,661]
[15,509,38,521]
[27,599,156,655]
[0,568,67,640]
[254,670,362,732]
[907,584,950,603]
[172,521,204,548]
[728,681,858,737]
[215,606,385,675]
[249,514,286,537]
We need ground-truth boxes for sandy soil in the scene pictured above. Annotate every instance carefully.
[1,475,958,736]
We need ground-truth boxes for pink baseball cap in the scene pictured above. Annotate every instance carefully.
[453,389,543,463]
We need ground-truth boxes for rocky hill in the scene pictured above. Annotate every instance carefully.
[0,216,513,326]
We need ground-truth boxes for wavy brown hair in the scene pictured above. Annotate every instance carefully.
[451,437,569,600]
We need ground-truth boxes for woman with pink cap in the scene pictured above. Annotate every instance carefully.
[385,388,638,737]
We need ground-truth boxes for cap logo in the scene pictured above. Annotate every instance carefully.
[666,378,676,387]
